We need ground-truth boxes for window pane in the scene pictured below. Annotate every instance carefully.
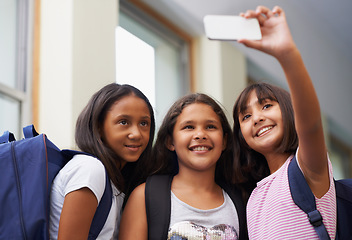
[0,92,20,138]
[0,0,17,88]
[117,11,189,128]
[116,26,156,107]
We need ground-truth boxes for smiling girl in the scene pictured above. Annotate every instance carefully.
[119,93,248,239]
[49,83,155,239]
[232,6,336,239]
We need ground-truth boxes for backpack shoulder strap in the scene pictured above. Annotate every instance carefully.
[0,130,16,143]
[61,149,112,239]
[145,174,173,240]
[335,179,352,201]
[335,179,352,239]
[23,124,39,138]
[88,169,112,240]
[288,156,330,240]
[218,181,249,240]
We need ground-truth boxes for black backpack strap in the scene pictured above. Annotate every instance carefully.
[218,181,249,240]
[145,174,173,240]
[335,179,352,239]
[288,156,330,240]
[88,170,112,240]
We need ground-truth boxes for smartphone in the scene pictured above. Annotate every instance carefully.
[203,15,262,41]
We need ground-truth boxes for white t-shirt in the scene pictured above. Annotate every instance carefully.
[49,154,124,240]
[169,189,240,239]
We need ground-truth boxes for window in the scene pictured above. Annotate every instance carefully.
[116,0,191,128]
[0,0,32,138]
[116,26,156,107]
[328,122,352,179]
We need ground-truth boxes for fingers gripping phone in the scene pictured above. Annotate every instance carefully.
[203,15,262,41]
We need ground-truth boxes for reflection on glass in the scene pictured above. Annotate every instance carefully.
[0,92,20,138]
[0,0,17,88]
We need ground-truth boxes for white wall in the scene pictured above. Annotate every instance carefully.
[193,36,246,122]
[39,0,117,149]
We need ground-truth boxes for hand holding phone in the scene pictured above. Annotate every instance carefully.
[203,15,262,41]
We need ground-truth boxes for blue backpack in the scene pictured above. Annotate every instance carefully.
[0,125,112,240]
[288,156,352,240]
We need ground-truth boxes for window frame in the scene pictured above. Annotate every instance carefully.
[119,0,194,91]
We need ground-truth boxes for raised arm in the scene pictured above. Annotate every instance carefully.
[118,183,148,239]
[239,6,329,197]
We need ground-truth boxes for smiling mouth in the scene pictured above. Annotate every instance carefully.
[125,144,141,150]
[189,146,211,151]
[256,126,273,137]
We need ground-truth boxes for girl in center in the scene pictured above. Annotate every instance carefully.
[119,93,248,239]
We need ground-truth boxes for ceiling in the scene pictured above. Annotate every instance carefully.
[140,0,352,145]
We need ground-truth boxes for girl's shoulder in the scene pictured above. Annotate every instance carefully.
[55,154,106,193]
[63,154,104,172]
[130,182,146,198]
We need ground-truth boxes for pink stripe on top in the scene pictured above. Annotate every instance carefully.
[247,154,336,240]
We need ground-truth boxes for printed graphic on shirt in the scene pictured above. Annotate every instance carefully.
[168,221,238,240]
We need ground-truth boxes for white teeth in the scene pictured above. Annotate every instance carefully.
[192,146,209,151]
[257,126,273,137]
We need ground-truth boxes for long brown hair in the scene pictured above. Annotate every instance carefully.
[152,93,234,184]
[232,82,298,198]
[75,83,155,199]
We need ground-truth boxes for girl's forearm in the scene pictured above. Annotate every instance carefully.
[278,48,322,134]
[278,47,328,182]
